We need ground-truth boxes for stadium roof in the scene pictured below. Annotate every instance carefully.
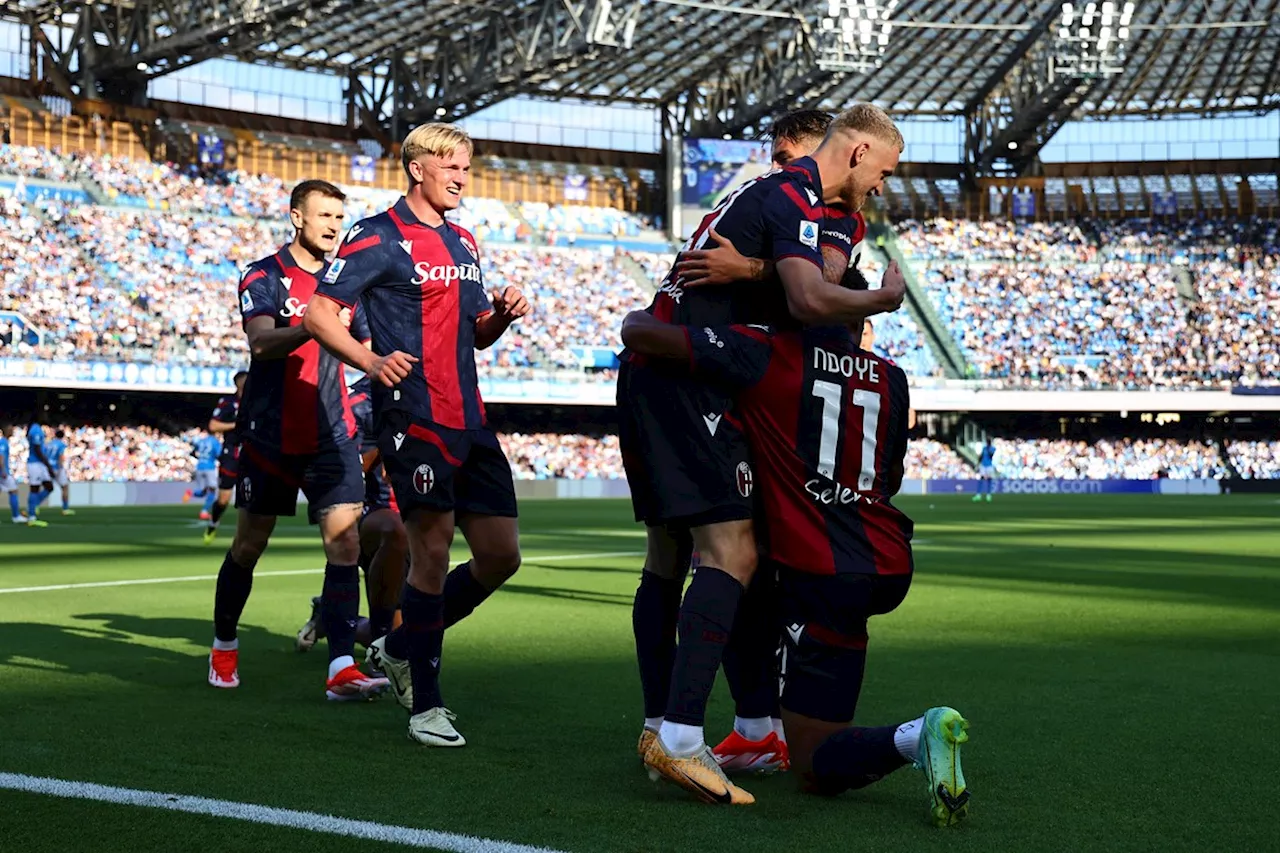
[6,1,1279,172]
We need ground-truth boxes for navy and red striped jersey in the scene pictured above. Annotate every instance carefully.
[210,393,241,467]
[686,323,914,576]
[237,246,366,455]
[314,198,493,430]
[639,157,829,334]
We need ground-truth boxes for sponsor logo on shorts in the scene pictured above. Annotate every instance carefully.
[736,461,753,498]
[241,476,252,502]
[703,327,724,348]
[412,464,435,495]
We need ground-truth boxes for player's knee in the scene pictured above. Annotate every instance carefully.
[230,535,267,566]
[474,546,521,585]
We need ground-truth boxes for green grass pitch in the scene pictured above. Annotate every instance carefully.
[1,495,1278,853]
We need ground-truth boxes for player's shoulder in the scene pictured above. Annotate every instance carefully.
[240,252,283,288]
[446,221,481,261]
[339,210,397,252]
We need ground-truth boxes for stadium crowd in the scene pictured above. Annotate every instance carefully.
[988,438,1228,480]
[906,217,1279,388]
[1225,441,1280,479]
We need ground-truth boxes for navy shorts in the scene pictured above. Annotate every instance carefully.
[376,412,517,520]
[777,562,912,723]
[236,440,364,524]
[617,361,754,528]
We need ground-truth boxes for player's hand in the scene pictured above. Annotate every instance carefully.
[337,307,353,329]
[876,261,906,312]
[368,351,418,387]
[676,228,755,286]
[491,286,530,321]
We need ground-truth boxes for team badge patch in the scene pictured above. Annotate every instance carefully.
[799,220,819,249]
[240,290,253,313]
[322,258,346,283]
[412,464,435,495]
[459,234,479,260]
[736,461,754,498]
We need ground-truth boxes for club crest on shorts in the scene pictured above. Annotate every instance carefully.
[412,464,435,495]
[240,476,252,502]
[735,461,754,498]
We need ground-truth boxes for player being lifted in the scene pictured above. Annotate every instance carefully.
[208,179,388,701]
[203,370,247,544]
[620,300,972,826]
[619,103,906,805]
[306,123,529,748]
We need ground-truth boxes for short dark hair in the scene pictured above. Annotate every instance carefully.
[233,370,249,383]
[290,179,345,212]
[56,428,66,440]
[765,110,833,143]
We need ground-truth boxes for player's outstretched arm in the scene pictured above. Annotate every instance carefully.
[777,258,905,324]
[303,296,416,388]
[676,228,771,285]
[475,286,530,349]
[620,311,692,360]
[244,314,311,361]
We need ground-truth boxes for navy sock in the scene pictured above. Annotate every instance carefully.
[402,583,445,713]
[213,552,255,642]
[808,725,908,795]
[443,562,491,628]
[321,562,361,662]
[368,606,395,642]
[208,500,228,531]
[633,571,683,719]
[723,568,781,720]
[664,566,743,727]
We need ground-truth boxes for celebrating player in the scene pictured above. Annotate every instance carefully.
[620,104,905,805]
[305,123,529,748]
[208,179,388,702]
[183,431,222,519]
[620,307,971,826]
[0,425,25,524]
[204,370,247,544]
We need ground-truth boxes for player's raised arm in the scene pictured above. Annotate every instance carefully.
[676,227,771,285]
[620,310,692,359]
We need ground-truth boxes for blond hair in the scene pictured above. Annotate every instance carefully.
[830,103,904,152]
[401,123,474,182]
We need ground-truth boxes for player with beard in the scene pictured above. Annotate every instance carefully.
[208,180,387,702]
[620,104,905,805]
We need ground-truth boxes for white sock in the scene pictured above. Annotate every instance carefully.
[328,654,355,679]
[644,716,664,732]
[734,716,773,742]
[211,637,238,651]
[658,720,704,755]
[771,717,787,744]
[894,716,925,763]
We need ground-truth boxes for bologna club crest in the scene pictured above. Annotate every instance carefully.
[736,461,754,498]
[413,464,435,495]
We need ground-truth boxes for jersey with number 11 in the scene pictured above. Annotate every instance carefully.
[687,324,914,576]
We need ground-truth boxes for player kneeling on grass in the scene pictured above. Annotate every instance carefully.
[621,310,972,825]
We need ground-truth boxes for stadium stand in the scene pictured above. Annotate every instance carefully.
[1226,441,1280,479]
[989,438,1228,480]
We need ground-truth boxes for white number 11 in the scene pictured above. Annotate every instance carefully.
[812,379,881,491]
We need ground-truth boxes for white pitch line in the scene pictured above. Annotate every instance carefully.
[0,551,643,596]
[0,772,567,853]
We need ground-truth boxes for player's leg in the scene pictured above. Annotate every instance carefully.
[3,474,22,522]
[780,570,970,825]
[357,507,406,648]
[57,469,73,514]
[209,508,277,688]
[205,464,237,544]
[307,442,387,701]
[633,524,692,754]
[715,564,788,773]
[370,417,466,745]
[448,428,521,628]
